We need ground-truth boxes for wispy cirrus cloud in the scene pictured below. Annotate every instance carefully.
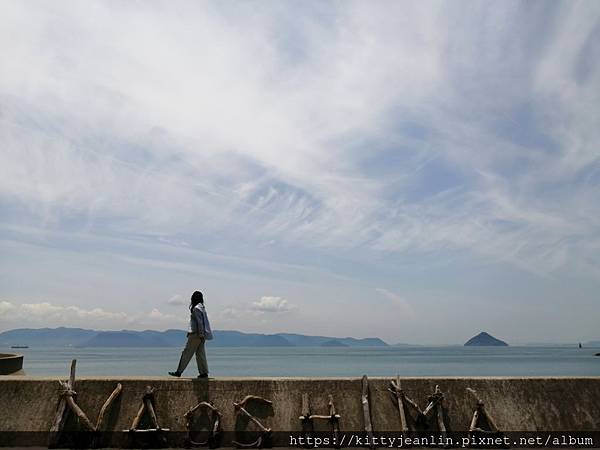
[1,1,598,277]
[1,1,599,342]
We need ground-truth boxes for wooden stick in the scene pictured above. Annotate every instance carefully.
[436,404,446,433]
[307,414,341,420]
[145,397,160,429]
[234,395,272,433]
[361,375,374,447]
[328,394,340,446]
[95,383,122,431]
[236,395,273,407]
[69,359,76,391]
[130,403,145,431]
[236,405,271,432]
[48,359,77,447]
[466,388,483,404]
[481,405,499,432]
[469,408,480,432]
[232,436,263,448]
[122,427,171,433]
[394,375,409,432]
[65,393,95,432]
[467,387,499,432]
[301,393,310,418]
[328,394,336,416]
[186,400,219,418]
[422,395,442,417]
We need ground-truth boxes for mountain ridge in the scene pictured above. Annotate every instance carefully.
[0,327,389,348]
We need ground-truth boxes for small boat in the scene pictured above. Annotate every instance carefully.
[10,346,29,349]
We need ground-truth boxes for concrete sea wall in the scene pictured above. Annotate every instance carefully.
[0,376,599,447]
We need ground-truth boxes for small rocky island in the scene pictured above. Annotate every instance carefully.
[464,331,508,346]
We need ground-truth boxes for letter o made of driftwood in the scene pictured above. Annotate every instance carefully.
[184,401,222,447]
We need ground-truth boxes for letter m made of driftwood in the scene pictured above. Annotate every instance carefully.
[48,359,122,447]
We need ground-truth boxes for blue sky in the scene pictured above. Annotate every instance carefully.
[1,1,599,344]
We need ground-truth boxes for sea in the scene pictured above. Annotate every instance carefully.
[4,345,600,377]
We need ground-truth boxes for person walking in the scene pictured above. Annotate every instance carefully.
[169,290,213,378]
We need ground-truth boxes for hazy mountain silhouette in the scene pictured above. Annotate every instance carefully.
[0,327,388,347]
[464,332,508,346]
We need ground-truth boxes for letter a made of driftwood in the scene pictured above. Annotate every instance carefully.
[299,393,341,447]
[123,385,170,433]
[232,395,273,448]
[184,401,222,448]
[466,388,501,434]
[48,359,122,448]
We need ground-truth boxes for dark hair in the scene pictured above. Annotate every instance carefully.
[190,291,204,311]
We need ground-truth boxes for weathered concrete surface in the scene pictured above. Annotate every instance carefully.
[0,377,598,446]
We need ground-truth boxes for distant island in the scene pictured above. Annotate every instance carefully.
[320,339,349,347]
[0,327,389,348]
[465,332,508,347]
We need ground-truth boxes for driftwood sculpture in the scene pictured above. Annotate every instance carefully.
[361,375,375,448]
[388,377,449,434]
[466,388,508,448]
[48,359,122,448]
[466,388,500,434]
[184,401,222,448]
[388,375,424,432]
[299,393,341,447]
[123,385,169,448]
[422,385,448,433]
[232,395,273,448]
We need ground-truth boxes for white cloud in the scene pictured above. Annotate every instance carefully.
[0,301,16,315]
[0,300,185,330]
[251,296,296,313]
[0,2,599,343]
[167,294,187,306]
[375,288,414,318]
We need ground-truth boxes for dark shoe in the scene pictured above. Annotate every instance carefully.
[197,373,208,378]
[168,371,181,377]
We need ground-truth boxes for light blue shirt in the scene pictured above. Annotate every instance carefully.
[190,303,213,340]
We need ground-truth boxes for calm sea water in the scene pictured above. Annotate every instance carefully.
[4,345,600,377]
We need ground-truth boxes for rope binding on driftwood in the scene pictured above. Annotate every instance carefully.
[299,393,341,448]
[388,376,450,435]
[48,359,122,449]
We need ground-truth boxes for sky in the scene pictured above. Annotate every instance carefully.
[1,1,599,345]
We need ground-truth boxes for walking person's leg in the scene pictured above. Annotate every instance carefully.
[195,337,209,377]
[170,335,200,376]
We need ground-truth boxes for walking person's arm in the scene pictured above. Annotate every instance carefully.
[193,307,205,338]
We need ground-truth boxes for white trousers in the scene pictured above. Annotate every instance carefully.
[176,333,208,375]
